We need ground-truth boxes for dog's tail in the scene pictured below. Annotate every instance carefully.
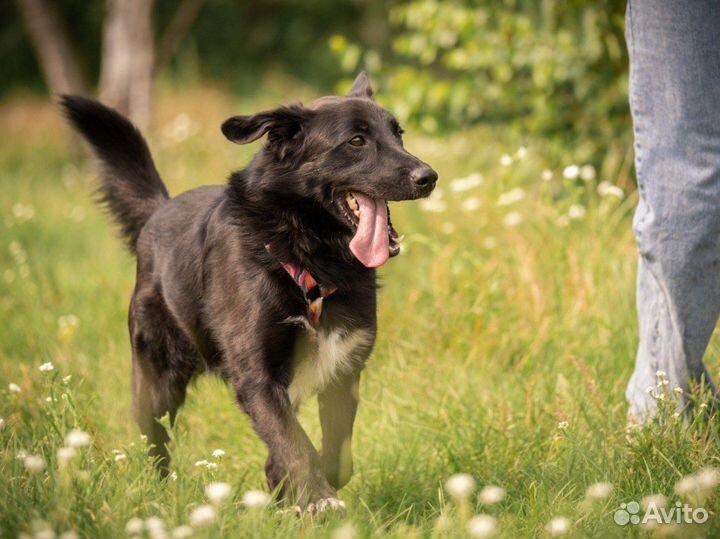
[60,95,169,253]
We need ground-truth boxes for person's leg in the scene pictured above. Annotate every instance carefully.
[625,0,720,422]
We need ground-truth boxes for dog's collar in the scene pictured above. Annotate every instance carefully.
[265,244,336,328]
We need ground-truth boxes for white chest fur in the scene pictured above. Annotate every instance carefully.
[288,328,373,406]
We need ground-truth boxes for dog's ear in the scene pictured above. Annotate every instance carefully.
[221,105,312,160]
[348,71,374,99]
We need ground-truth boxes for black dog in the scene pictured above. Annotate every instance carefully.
[61,73,437,513]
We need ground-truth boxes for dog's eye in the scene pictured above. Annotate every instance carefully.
[348,135,366,147]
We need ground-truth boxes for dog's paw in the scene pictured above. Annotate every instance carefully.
[295,497,346,517]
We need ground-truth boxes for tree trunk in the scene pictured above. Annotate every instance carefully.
[14,0,87,96]
[154,0,208,77]
[99,0,155,129]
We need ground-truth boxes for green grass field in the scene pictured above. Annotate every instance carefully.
[1,84,719,539]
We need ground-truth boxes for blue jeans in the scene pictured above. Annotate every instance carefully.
[625,0,720,422]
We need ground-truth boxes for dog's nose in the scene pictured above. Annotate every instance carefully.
[411,166,438,188]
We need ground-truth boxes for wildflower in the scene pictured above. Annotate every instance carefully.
[562,165,580,180]
[241,489,271,509]
[499,154,513,167]
[172,526,193,539]
[445,473,476,502]
[496,188,526,206]
[467,514,497,538]
[579,165,596,182]
[450,173,483,192]
[568,204,586,220]
[189,505,216,527]
[478,485,506,504]
[515,146,528,159]
[482,237,497,249]
[205,482,232,504]
[125,518,144,534]
[57,446,77,465]
[115,453,127,462]
[194,460,209,467]
[541,169,553,181]
[656,370,667,380]
[24,454,46,474]
[673,387,684,396]
[546,516,570,536]
[205,462,218,470]
[557,421,569,430]
[65,429,91,448]
[334,522,357,539]
[597,181,624,198]
[62,375,72,384]
[462,197,481,212]
[9,383,21,393]
[211,449,225,458]
[169,471,178,481]
[16,450,28,459]
[39,362,54,372]
[57,314,80,341]
[503,212,523,227]
[585,482,613,500]
[675,467,720,500]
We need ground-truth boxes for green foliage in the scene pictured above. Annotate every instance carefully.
[332,0,630,157]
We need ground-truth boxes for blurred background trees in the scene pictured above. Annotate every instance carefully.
[3,0,629,157]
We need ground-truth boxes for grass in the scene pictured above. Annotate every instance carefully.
[1,82,720,539]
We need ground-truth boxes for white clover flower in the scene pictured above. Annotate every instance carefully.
[546,516,570,536]
[39,362,54,372]
[568,204,587,220]
[241,489,271,509]
[445,473,476,502]
[597,181,624,198]
[503,212,523,227]
[24,454,46,474]
[125,518,144,534]
[496,187,526,206]
[205,462,218,470]
[65,429,91,448]
[333,523,356,539]
[541,169,554,181]
[172,525,193,539]
[478,485,506,504]
[57,446,77,465]
[579,165,596,182]
[450,173,483,192]
[9,383,21,393]
[205,482,232,504]
[499,154,513,167]
[211,449,225,458]
[557,421,569,430]
[562,165,580,180]
[189,505,216,527]
[462,197,481,212]
[194,460,209,467]
[467,514,497,538]
[515,146,528,160]
[585,482,613,500]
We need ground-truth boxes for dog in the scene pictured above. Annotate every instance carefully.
[61,72,437,513]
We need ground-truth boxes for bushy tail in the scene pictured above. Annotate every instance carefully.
[60,96,169,252]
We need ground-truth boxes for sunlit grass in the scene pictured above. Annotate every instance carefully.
[1,86,719,538]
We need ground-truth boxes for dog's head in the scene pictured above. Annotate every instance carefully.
[221,72,438,268]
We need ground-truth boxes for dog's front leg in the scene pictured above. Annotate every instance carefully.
[318,370,360,490]
[234,371,340,512]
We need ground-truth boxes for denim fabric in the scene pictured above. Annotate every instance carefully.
[625,0,720,422]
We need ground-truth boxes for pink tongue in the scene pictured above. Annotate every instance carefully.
[348,193,389,268]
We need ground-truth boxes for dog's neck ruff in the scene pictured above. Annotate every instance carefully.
[265,244,336,328]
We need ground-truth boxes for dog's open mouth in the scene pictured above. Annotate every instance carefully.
[336,192,402,268]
